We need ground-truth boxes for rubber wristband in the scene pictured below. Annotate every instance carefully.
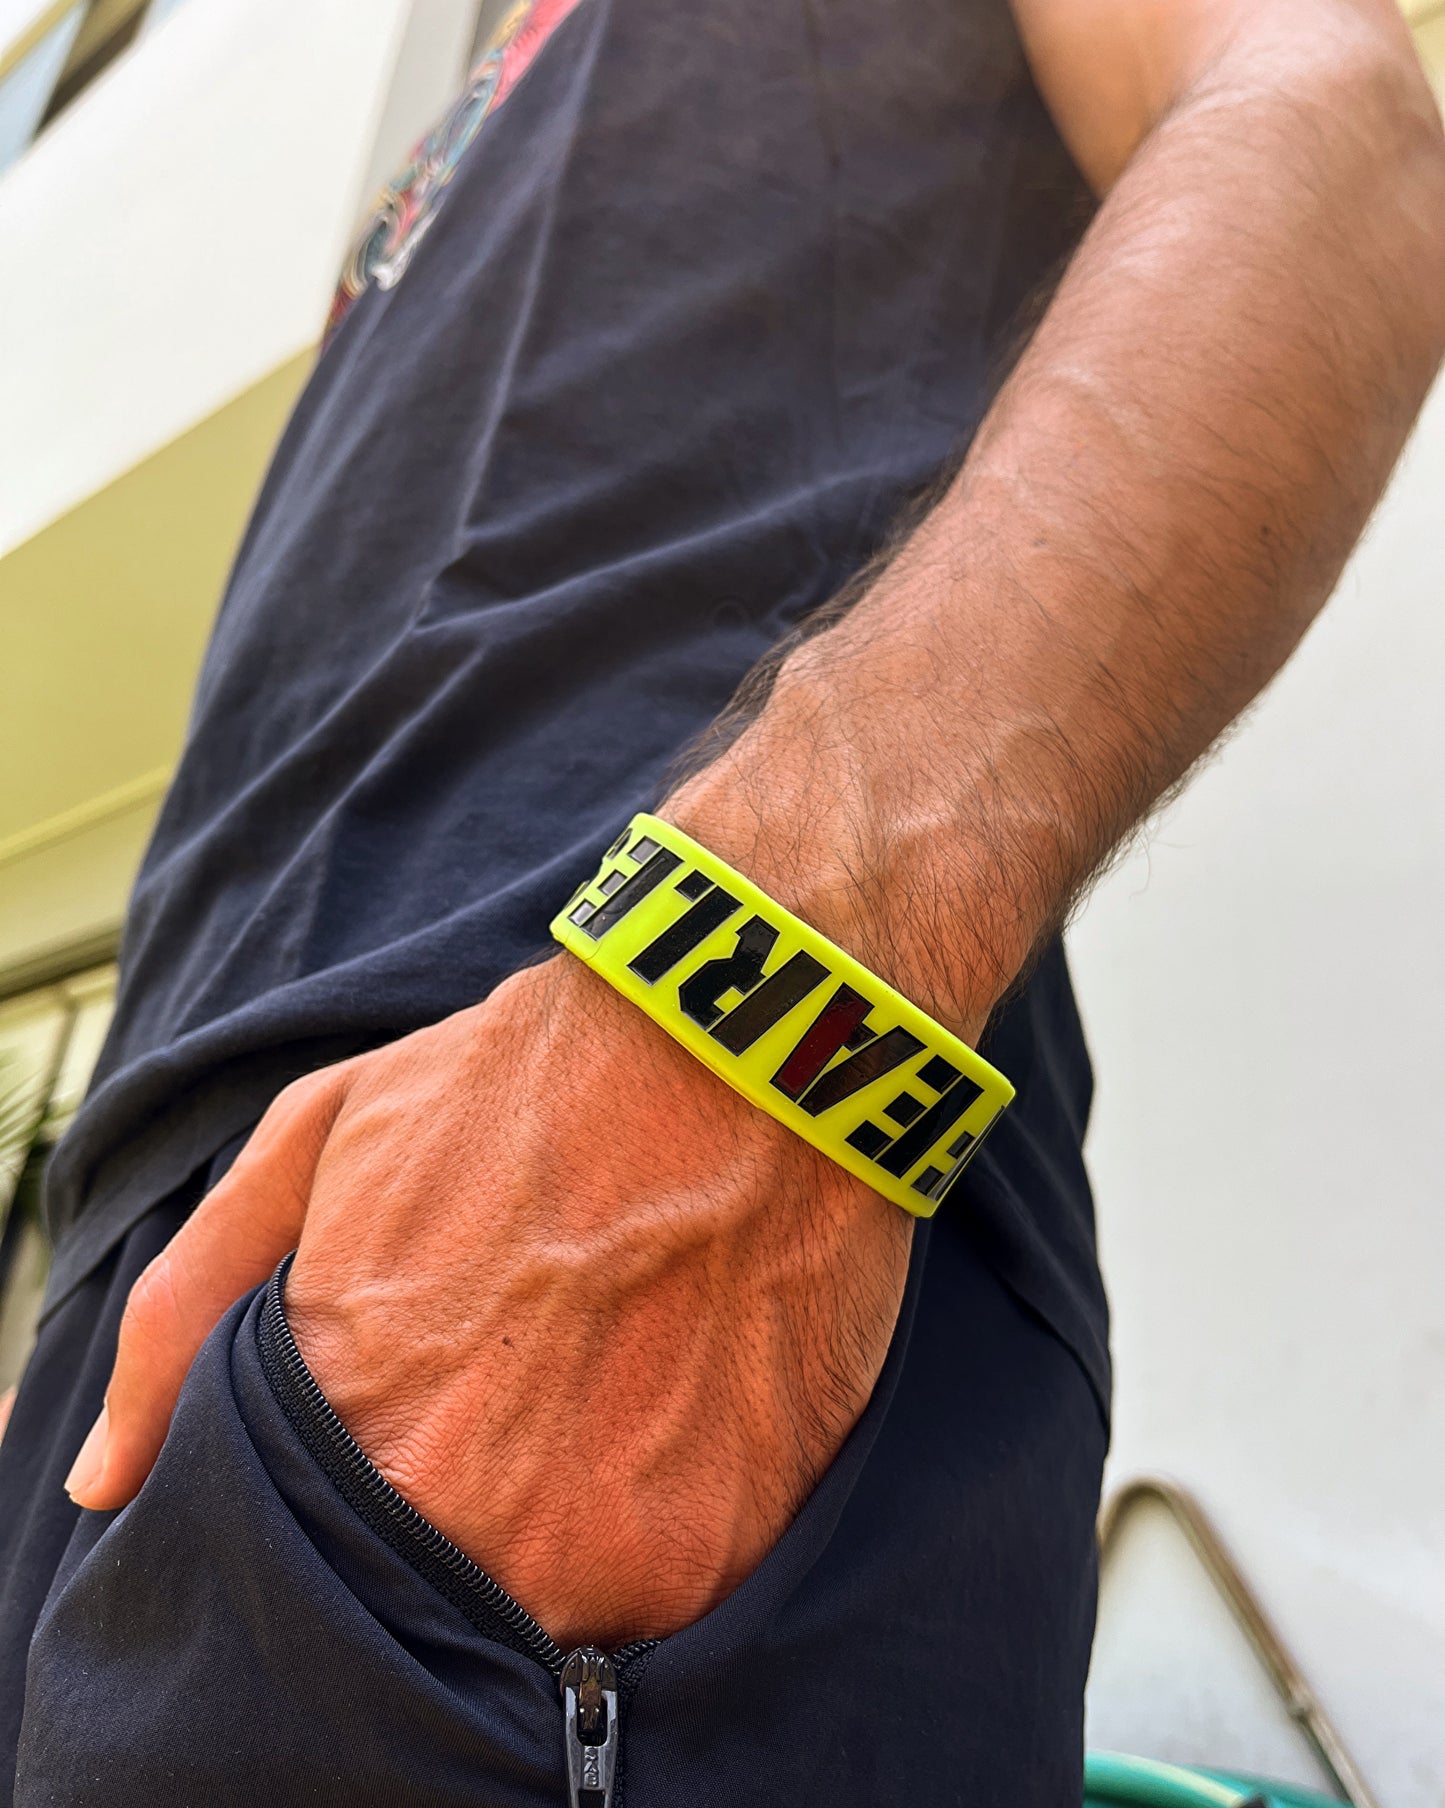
[550,814,1014,1218]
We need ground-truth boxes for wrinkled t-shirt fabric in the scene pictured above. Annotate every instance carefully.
[41,0,1107,1409]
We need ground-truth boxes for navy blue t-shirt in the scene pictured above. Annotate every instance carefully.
[45,0,1107,1408]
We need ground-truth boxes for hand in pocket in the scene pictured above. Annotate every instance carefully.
[66,954,912,1648]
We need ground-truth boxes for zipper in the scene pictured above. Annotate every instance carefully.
[256,1255,660,1807]
[560,1645,618,1807]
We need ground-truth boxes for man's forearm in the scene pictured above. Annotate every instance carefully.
[671,19,1445,1036]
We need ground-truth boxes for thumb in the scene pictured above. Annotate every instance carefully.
[65,1068,346,1509]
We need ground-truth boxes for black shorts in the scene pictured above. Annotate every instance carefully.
[0,1164,1105,1806]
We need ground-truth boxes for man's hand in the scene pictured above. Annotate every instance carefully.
[66,953,911,1647]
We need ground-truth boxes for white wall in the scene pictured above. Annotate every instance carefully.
[0,0,418,557]
[1074,369,1445,1801]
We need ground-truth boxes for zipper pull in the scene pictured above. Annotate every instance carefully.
[560,1646,620,1808]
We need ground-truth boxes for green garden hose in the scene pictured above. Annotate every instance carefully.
[1084,1752,1348,1808]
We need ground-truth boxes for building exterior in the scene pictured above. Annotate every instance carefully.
[0,1,1442,1797]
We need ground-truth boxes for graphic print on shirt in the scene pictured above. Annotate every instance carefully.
[326,0,585,340]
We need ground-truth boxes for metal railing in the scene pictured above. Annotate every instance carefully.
[1099,1478,1381,1808]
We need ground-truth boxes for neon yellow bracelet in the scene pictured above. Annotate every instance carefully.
[550,814,1014,1218]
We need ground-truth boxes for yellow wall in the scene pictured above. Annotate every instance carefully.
[1416,16,1445,80]
[0,355,311,992]
[1403,0,1445,82]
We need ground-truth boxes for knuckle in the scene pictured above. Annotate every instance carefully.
[117,1257,179,1359]
[270,1063,348,1138]
[271,1071,328,1123]
[237,1066,345,1173]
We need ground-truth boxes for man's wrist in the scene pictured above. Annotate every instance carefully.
[528,948,903,1249]
[661,665,1040,1043]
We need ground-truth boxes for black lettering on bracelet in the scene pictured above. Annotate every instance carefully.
[708,948,829,1050]
[678,915,779,1028]
[565,844,681,938]
[794,1026,924,1115]
[771,986,874,1099]
[836,1055,988,1200]
[874,1072,982,1177]
[629,883,742,982]
[912,1107,1001,1204]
